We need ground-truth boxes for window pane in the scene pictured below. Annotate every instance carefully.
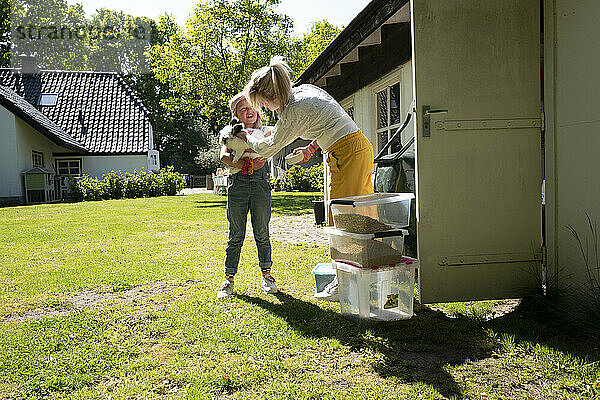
[377,131,388,153]
[376,90,388,129]
[70,166,81,175]
[59,168,69,175]
[32,152,43,167]
[390,83,401,125]
[347,106,354,121]
[39,94,57,106]
[69,161,79,168]
[391,130,402,153]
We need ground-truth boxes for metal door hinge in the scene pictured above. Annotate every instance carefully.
[439,251,543,267]
[434,118,542,131]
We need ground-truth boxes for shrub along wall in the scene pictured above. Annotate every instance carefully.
[69,166,186,202]
[270,163,324,192]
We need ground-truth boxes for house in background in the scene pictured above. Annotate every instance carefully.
[271,0,408,179]
[297,0,412,155]
[298,0,600,306]
[0,57,159,205]
[296,0,412,216]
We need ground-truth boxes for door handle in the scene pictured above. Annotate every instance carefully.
[422,105,448,137]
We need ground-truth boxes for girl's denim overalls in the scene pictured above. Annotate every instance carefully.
[224,164,272,276]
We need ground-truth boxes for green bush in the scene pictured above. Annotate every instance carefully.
[270,163,324,192]
[69,166,186,202]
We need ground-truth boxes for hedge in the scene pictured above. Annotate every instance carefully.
[270,163,324,192]
[69,166,186,202]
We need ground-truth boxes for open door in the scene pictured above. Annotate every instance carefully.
[411,0,542,303]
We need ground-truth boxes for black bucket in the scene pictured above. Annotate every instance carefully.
[312,200,325,225]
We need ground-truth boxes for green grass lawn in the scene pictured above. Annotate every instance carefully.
[0,192,599,399]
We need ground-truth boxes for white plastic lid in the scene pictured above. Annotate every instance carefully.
[329,192,415,207]
[285,151,304,165]
[324,226,408,239]
[312,263,335,275]
[334,258,418,272]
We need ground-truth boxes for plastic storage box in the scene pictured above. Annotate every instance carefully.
[324,227,407,267]
[335,258,418,321]
[311,262,336,294]
[330,193,415,233]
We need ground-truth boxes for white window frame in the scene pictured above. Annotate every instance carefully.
[32,151,44,168]
[56,159,82,176]
[372,73,403,155]
[340,96,355,121]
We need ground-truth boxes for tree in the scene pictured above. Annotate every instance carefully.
[87,8,153,74]
[0,0,10,67]
[124,15,216,175]
[149,0,294,127]
[8,0,151,73]
[288,20,342,73]
[9,0,89,70]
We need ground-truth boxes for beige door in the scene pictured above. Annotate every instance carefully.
[411,0,542,303]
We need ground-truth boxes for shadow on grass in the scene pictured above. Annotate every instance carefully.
[194,200,227,209]
[485,296,600,361]
[271,193,316,216]
[238,292,600,398]
[193,193,316,215]
[237,293,492,398]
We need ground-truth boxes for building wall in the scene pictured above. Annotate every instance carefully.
[0,105,20,203]
[15,118,68,172]
[340,62,413,151]
[81,155,148,178]
[545,0,600,291]
[1,104,150,203]
[12,116,72,203]
[322,61,413,221]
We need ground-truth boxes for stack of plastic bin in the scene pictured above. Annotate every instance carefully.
[335,257,418,321]
[327,193,417,321]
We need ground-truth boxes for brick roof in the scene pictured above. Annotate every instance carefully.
[0,69,152,154]
[0,84,87,153]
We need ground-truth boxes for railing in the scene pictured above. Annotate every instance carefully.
[374,105,415,165]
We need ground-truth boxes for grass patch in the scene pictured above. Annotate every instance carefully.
[271,192,318,216]
[0,192,599,399]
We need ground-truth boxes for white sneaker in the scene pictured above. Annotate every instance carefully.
[217,280,234,299]
[261,273,279,294]
[314,276,338,302]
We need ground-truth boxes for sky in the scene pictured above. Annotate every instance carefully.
[65,0,372,36]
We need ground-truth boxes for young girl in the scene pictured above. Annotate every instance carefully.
[240,57,375,301]
[240,56,374,219]
[217,92,278,299]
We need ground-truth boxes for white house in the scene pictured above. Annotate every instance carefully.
[298,0,600,305]
[0,60,159,204]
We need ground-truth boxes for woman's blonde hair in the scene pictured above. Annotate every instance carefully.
[245,56,292,112]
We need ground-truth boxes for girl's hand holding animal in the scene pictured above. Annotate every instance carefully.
[252,157,267,170]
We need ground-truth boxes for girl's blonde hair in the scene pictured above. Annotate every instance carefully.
[245,56,292,112]
[229,92,262,128]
